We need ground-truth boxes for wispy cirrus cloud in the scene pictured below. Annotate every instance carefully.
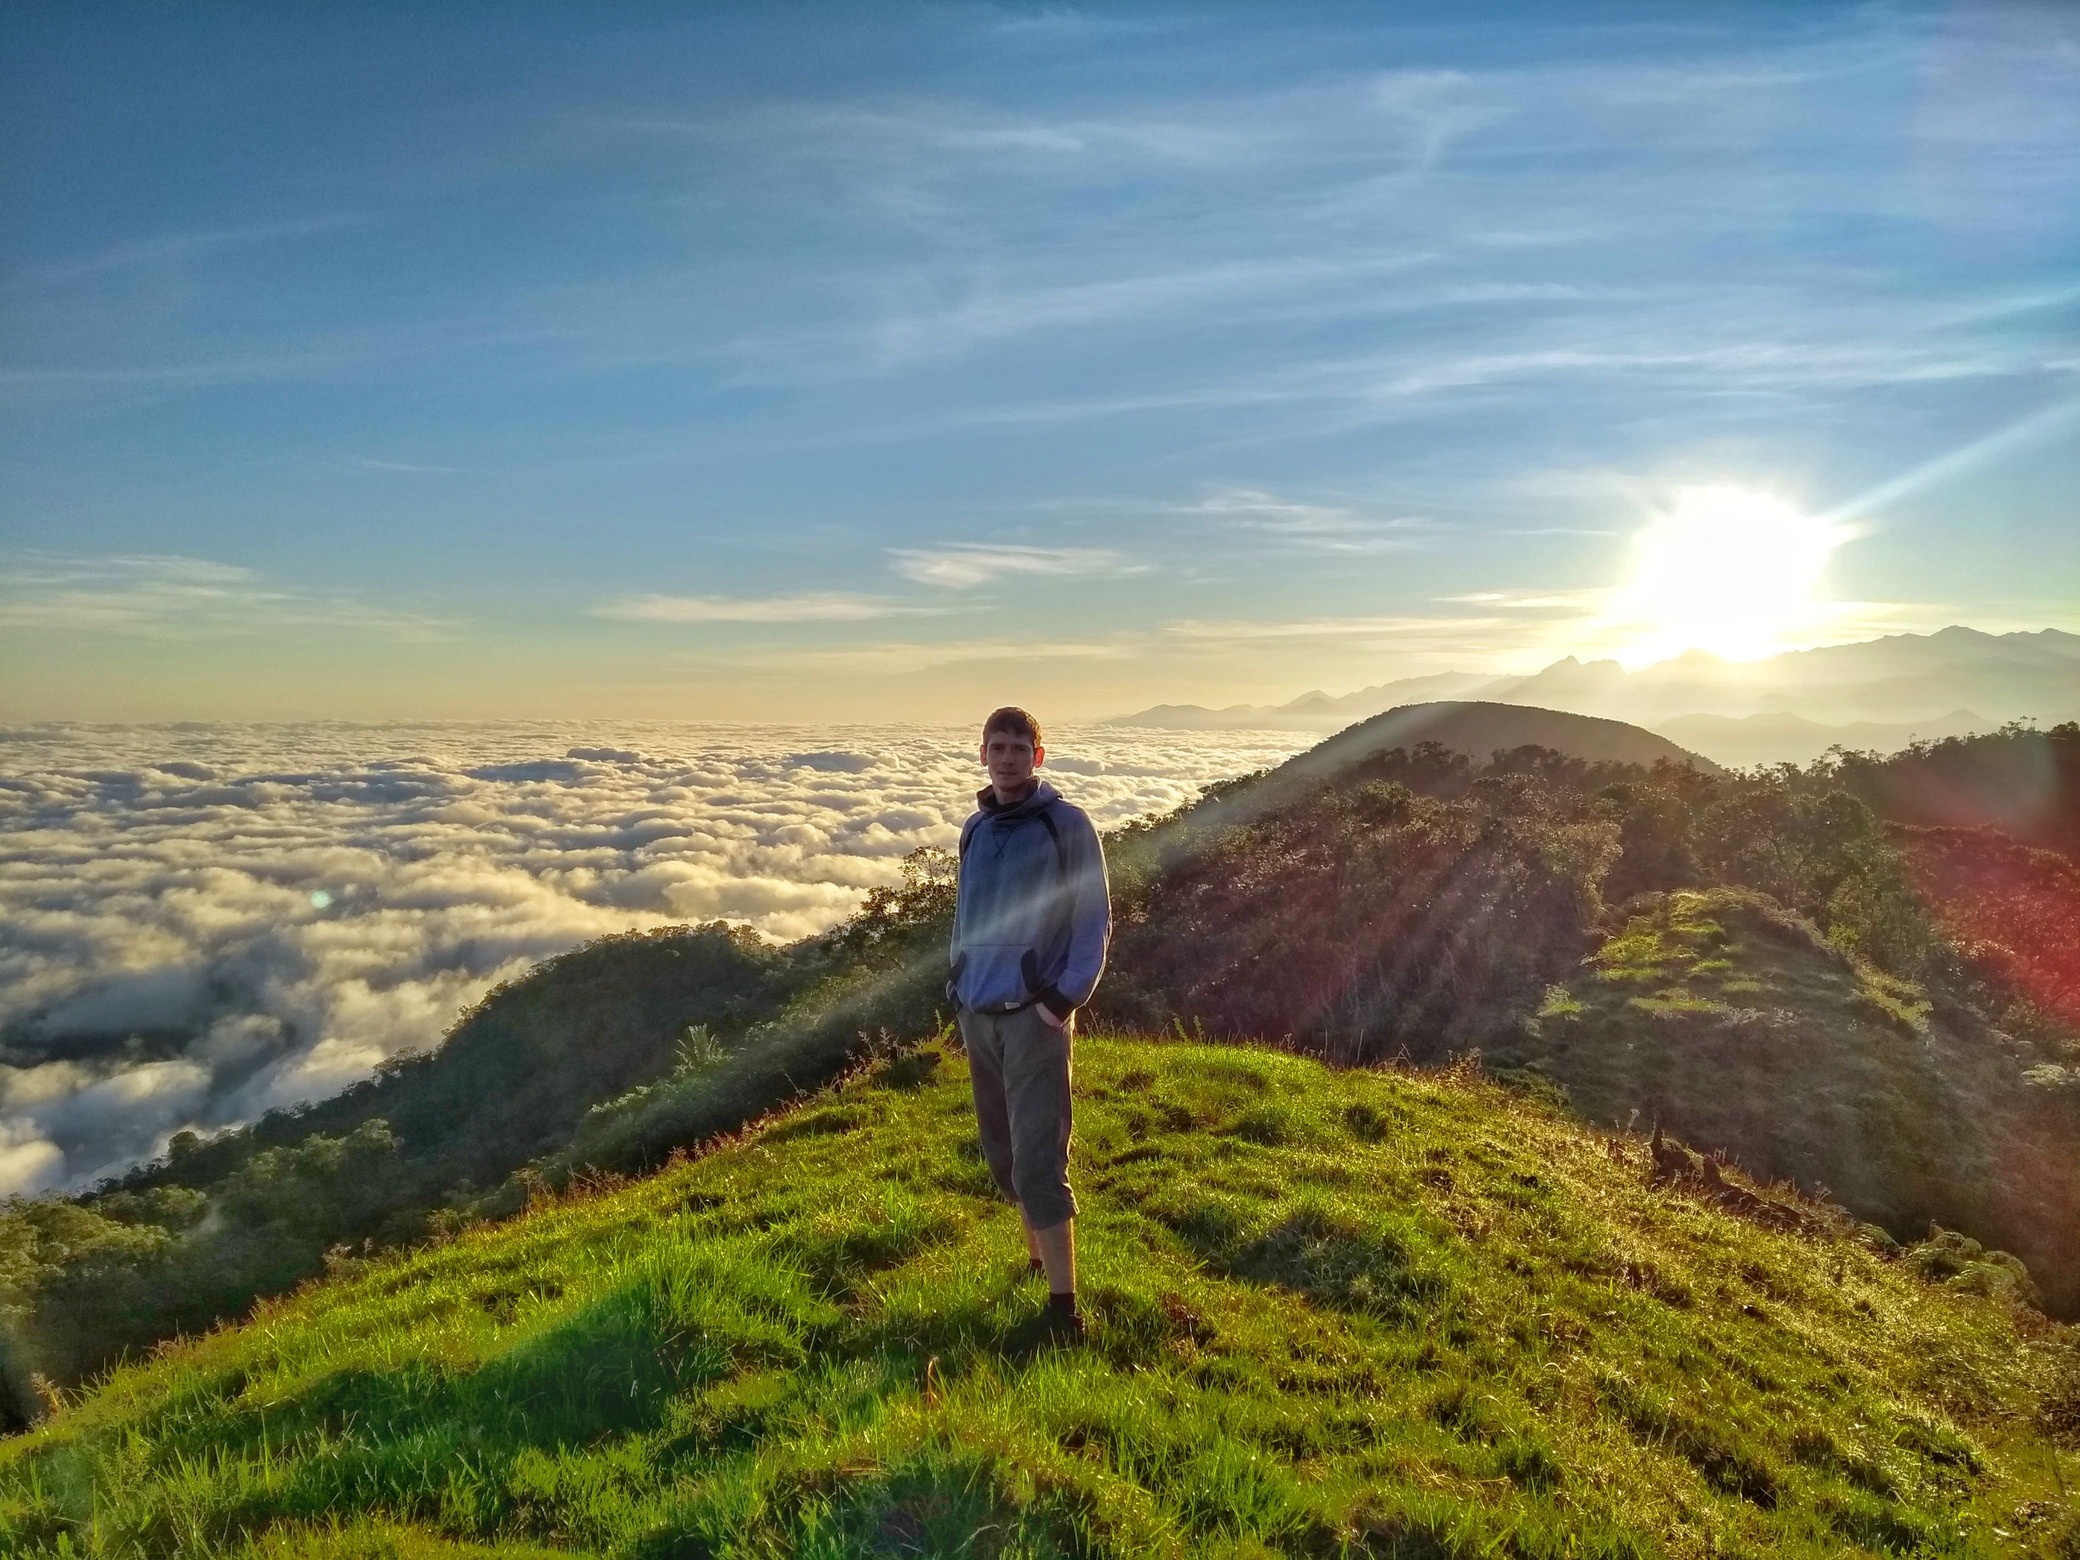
[1440,589,1605,613]
[888,544,1142,589]
[594,591,944,623]
[1161,613,1508,643]
[590,94,1270,177]
[0,347,391,408]
[721,636,1135,675]
[0,554,449,638]
[14,213,369,286]
[356,457,464,475]
[647,17,2073,414]
[1185,488,1439,553]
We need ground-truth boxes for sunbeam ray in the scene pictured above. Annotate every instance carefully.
[1817,397,2080,526]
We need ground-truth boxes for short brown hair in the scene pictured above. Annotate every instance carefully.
[981,705,1041,747]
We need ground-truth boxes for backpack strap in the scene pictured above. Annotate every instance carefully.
[1033,806,1070,880]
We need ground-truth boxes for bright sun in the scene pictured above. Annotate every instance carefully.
[1614,485,1848,666]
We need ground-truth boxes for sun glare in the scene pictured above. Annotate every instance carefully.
[1614,486,1848,667]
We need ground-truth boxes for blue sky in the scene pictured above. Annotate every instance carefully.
[2,2,2076,721]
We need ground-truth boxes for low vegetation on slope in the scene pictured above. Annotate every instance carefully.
[3,1035,2075,1558]
[1841,723,2080,863]
[1499,888,2080,1314]
[126,923,799,1198]
[1897,824,2080,1032]
[1101,768,1616,1059]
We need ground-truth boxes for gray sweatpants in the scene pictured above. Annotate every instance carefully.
[958,1004,1078,1230]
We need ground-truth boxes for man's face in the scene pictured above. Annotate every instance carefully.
[980,728,1043,795]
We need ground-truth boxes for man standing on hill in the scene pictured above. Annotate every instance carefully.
[949,706,1111,1342]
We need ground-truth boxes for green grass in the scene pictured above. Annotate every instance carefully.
[2,1034,2074,1558]
[1510,888,2080,1316]
[1556,891,1926,1044]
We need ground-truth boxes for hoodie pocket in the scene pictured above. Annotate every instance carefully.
[958,943,1033,1010]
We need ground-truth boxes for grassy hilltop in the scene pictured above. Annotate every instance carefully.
[3,1034,2076,1559]
[7,720,2080,1442]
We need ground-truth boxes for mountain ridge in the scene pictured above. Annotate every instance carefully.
[1264,700,1720,781]
[1104,626,2080,754]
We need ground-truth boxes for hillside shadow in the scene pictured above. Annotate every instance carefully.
[1152,1199,1456,1328]
[150,1250,819,1535]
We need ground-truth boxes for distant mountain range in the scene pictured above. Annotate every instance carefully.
[1115,672,1496,733]
[1105,626,2080,765]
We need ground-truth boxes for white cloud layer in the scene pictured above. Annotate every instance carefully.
[0,722,1301,1196]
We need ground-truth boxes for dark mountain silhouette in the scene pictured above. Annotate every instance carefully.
[1278,700,1720,781]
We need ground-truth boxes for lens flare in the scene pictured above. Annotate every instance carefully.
[1614,486,1850,666]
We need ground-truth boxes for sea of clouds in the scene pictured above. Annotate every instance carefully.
[0,722,1303,1198]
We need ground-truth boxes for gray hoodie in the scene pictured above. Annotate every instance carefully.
[949,779,1111,1019]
